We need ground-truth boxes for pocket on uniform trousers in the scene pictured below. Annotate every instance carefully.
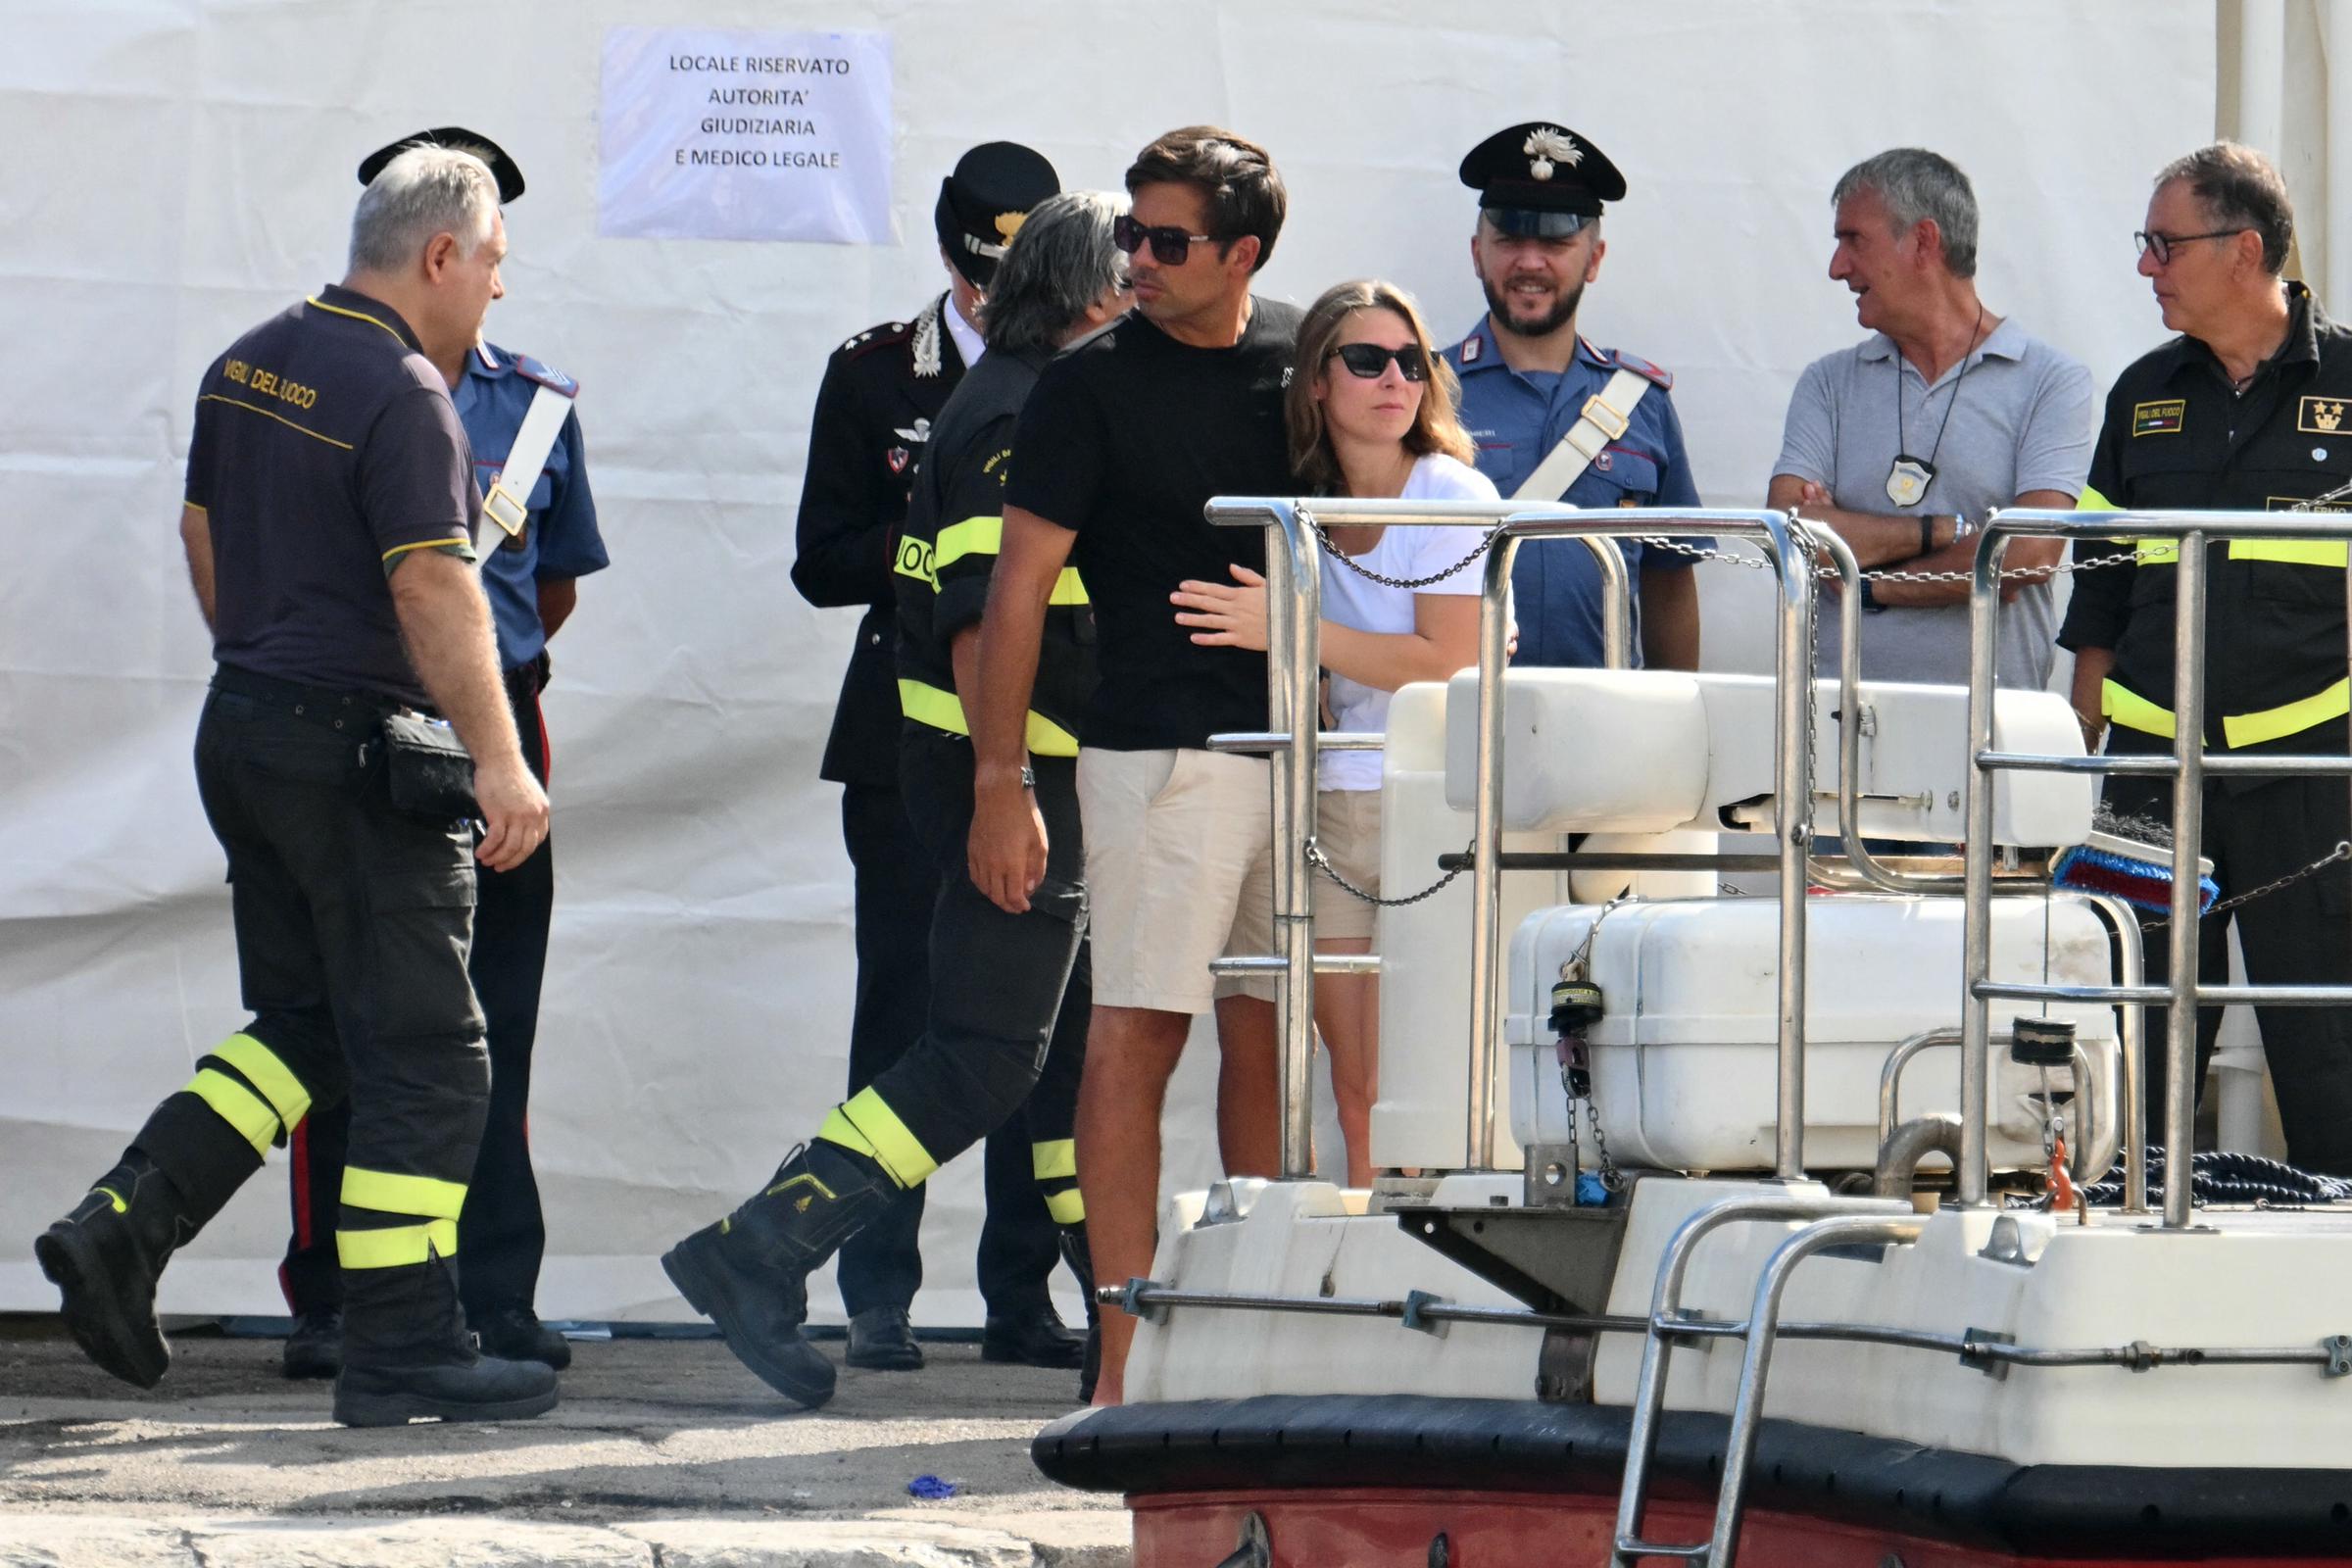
[365,869,482,1040]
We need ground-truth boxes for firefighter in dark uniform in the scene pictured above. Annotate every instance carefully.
[35,142,560,1425]
[664,189,1131,1410]
[789,141,1079,1373]
[2060,142,2352,1174]
[277,129,611,1381]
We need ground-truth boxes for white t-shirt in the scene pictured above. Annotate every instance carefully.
[1319,451,1497,791]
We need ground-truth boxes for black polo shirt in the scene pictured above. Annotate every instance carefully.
[184,283,478,706]
[1004,299,1300,752]
[894,345,1095,755]
[2060,281,2352,733]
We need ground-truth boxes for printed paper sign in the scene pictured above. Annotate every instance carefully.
[599,27,894,243]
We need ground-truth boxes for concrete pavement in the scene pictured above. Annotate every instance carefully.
[0,1317,1126,1567]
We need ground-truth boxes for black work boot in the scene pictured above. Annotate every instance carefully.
[1059,1223,1102,1404]
[33,1154,197,1391]
[332,1252,560,1428]
[282,1306,343,1380]
[472,1303,572,1370]
[661,1141,899,1409]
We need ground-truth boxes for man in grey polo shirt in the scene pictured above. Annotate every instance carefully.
[1770,148,2094,688]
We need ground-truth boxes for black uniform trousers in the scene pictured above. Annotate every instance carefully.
[2103,721,2352,1174]
[835,766,1069,1317]
[281,665,551,1318]
[146,668,488,1302]
[837,731,1087,1223]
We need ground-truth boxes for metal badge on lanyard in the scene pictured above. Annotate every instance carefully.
[1886,455,1936,508]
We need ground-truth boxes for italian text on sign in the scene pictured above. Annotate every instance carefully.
[599,27,894,243]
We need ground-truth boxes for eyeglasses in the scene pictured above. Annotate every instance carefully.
[1112,215,1217,266]
[1327,342,1430,383]
[2134,227,2250,266]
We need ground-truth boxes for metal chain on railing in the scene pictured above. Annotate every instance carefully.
[1306,835,1470,906]
[2142,841,2352,928]
[1301,503,1502,590]
[1636,533,2145,585]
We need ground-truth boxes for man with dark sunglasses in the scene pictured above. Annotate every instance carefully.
[965,124,1299,1405]
[1446,121,1703,672]
[2060,141,2352,1176]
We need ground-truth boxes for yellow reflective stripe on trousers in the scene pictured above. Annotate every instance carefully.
[896,678,1080,758]
[186,1068,278,1155]
[209,1033,311,1134]
[342,1167,468,1220]
[2230,538,2351,567]
[1032,1139,1077,1181]
[2104,676,2351,747]
[1045,1187,1087,1224]
[337,1218,458,1270]
[832,1087,938,1188]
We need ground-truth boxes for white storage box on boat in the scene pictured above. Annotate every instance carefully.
[1504,894,2121,1173]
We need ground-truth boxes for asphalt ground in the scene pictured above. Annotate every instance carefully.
[0,1315,1126,1566]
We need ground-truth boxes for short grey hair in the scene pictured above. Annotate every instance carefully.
[348,145,500,274]
[1833,147,1980,279]
[2157,141,2294,273]
[982,189,1129,356]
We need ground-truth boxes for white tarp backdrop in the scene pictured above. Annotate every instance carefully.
[0,1,2216,1326]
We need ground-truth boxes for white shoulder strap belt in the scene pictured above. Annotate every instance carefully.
[478,381,574,552]
[1511,367,1651,502]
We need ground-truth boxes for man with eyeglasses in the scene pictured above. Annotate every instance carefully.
[2059,140,2352,1176]
[965,125,1299,1405]
[788,141,1085,1379]
[1769,147,2093,688]
[1445,122,1702,671]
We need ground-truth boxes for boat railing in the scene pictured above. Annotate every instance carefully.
[1962,508,2352,1228]
[1203,500,1817,1179]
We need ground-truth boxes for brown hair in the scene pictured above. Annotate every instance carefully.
[2158,141,2294,274]
[1286,280,1474,496]
[1124,125,1286,271]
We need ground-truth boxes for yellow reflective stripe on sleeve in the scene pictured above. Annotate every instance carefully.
[1032,1139,1078,1181]
[898,678,1079,758]
[337,1218,459,1270]
[899,677,970,736]
[209,1033,311,1135]
[186,1068,280,1155]
[2126,537,2180,566]
[2101,680,2178,739]
[2077,485,2117,511]
[1046,1188,1087,1224]
[1048,567,1089,607]
[2225,678,2352,748]
[2230,538,2351,567]
[837,1086,938,1188]
[932,515,1005,573]
[342,1167,468,1220]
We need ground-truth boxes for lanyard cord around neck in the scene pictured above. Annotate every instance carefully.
[1893,306,1988,474]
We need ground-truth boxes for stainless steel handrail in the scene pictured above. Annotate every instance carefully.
[1964,509,2352,1225]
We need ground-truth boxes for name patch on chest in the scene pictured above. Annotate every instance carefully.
[2131,399,2185,437]
[2299,396,2349,434]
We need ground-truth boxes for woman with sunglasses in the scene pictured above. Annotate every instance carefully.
[1172,279,1493,1186]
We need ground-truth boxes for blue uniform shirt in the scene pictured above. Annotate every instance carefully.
[1446,318,1702,667]
[453,341,610,670]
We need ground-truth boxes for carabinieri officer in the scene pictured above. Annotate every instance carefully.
[1446,121,1704,670]
[278,127,610,1383]
[788,141,1081,1375]
[2060,141,2352,1175]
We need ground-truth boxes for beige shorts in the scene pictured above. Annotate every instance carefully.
[1225,786,1383,1002]
[1077,747,1275,1014]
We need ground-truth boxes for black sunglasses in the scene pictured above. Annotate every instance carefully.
[1328,342,1430,383]
[2134,227,2249,266]
[1112,214,1217,266]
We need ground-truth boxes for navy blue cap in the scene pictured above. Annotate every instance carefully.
[1460,122,1625,235]
[359,127,524,205]
[935,141,1059,286]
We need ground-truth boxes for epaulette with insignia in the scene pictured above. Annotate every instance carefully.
[839,321,912,361]
[1605,349,1672,390]
[513,355,579,398]
[1451,335,1483,367]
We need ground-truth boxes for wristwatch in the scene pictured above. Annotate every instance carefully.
[1019,764,1037,789]
[1858,577,1884,613]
